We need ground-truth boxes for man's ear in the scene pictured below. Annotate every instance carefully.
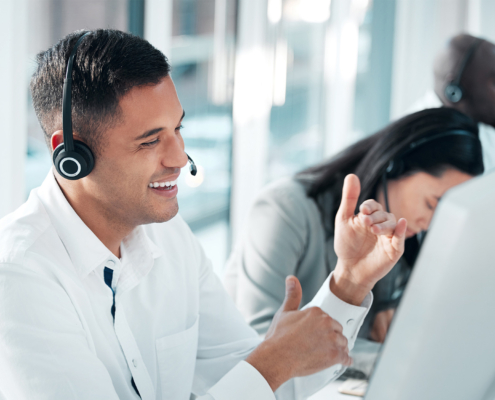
[51,130,64,152]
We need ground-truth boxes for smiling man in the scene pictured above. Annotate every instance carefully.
[0,30,406,400]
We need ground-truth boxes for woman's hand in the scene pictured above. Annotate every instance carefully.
[331,174,408,306]
[370,309,396,343]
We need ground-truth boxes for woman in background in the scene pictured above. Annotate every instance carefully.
[224,108,484,342]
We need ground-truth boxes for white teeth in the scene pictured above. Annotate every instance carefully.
[149,179,178,188]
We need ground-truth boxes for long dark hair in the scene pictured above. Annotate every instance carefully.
[297,107,484,201]
[297,108,484,243]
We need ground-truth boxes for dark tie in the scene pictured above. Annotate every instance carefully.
[104,267,141,398]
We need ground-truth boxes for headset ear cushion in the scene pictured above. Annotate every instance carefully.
[386,159,404,179]
[445,83,463,103]
[52,140,95,180]
[73,140,95,175]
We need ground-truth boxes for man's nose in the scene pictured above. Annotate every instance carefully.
[160,135,188,169]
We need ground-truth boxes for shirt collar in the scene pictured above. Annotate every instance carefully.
[37,171,163,278]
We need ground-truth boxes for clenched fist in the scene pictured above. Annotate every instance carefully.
[246,276,352,391]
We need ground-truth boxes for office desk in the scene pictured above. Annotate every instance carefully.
[308,338,379,400]
[308,380,361,400]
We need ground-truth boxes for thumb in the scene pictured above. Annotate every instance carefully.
[282,276,302,312]
[337,174,361,221]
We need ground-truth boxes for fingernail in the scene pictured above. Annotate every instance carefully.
[286,277,295,291]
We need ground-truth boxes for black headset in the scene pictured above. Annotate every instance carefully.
[53,32,94,180]
[53,32,197,180]
[381,129,477,212]
[444,38,483,104]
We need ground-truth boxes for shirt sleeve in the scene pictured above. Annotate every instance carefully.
[274,272,372,400]
[200,361,275,400]
[0,262,121,400]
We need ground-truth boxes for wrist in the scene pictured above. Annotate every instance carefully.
[245,340,292,392]
[331,262,373,306]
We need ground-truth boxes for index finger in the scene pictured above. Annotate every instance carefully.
[337,174,361,221]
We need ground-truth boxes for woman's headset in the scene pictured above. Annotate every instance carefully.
[53,32,197,180]
[381,129,477,212]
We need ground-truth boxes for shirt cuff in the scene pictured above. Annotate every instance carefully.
[302,272,373,346]
[207,360,276,400]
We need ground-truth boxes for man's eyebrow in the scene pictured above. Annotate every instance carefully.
[134,128,163,141]
[134,111,185,141]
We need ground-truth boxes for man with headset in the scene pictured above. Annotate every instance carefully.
[0,30,407,399]
[410,33,495,172]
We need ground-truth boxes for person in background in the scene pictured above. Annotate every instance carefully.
[411,33,495,172]
[224,108,484,343]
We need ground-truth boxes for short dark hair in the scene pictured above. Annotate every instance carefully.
[30,29,171,156]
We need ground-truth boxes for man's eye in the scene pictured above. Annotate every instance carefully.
[176,124,184,131]
[141,138,160,147]
[426,201,434,211]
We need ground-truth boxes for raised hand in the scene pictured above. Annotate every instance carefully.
[246,276,352,392]
[332,174,407,306]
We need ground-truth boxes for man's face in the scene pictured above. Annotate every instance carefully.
[85,76,188,228]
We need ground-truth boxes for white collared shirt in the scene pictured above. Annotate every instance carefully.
[0,172,371,400]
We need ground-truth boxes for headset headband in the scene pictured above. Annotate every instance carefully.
[450,38,483,88]
[62,32,91,153]
[399,129,476,159]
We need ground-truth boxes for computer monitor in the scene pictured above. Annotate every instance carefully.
[365,170,495,400]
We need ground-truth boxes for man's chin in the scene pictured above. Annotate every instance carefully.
[151,202,179,224]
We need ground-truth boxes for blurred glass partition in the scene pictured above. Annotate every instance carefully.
[352,0,396,137]
[267,12,327,181]
[170,0,237,275]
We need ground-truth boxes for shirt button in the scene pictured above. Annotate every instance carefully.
[107,260,116,267]
[132,358,138,368]
[347,319,355,326]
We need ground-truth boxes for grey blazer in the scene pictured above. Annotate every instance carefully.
[224,177,410,337]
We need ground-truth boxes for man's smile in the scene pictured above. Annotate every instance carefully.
[148,179,178,189]
[148,175,179,197]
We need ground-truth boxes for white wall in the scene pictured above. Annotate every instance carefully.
[0,0,28,218]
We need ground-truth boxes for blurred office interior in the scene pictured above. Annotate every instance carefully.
[1,0,495,276]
